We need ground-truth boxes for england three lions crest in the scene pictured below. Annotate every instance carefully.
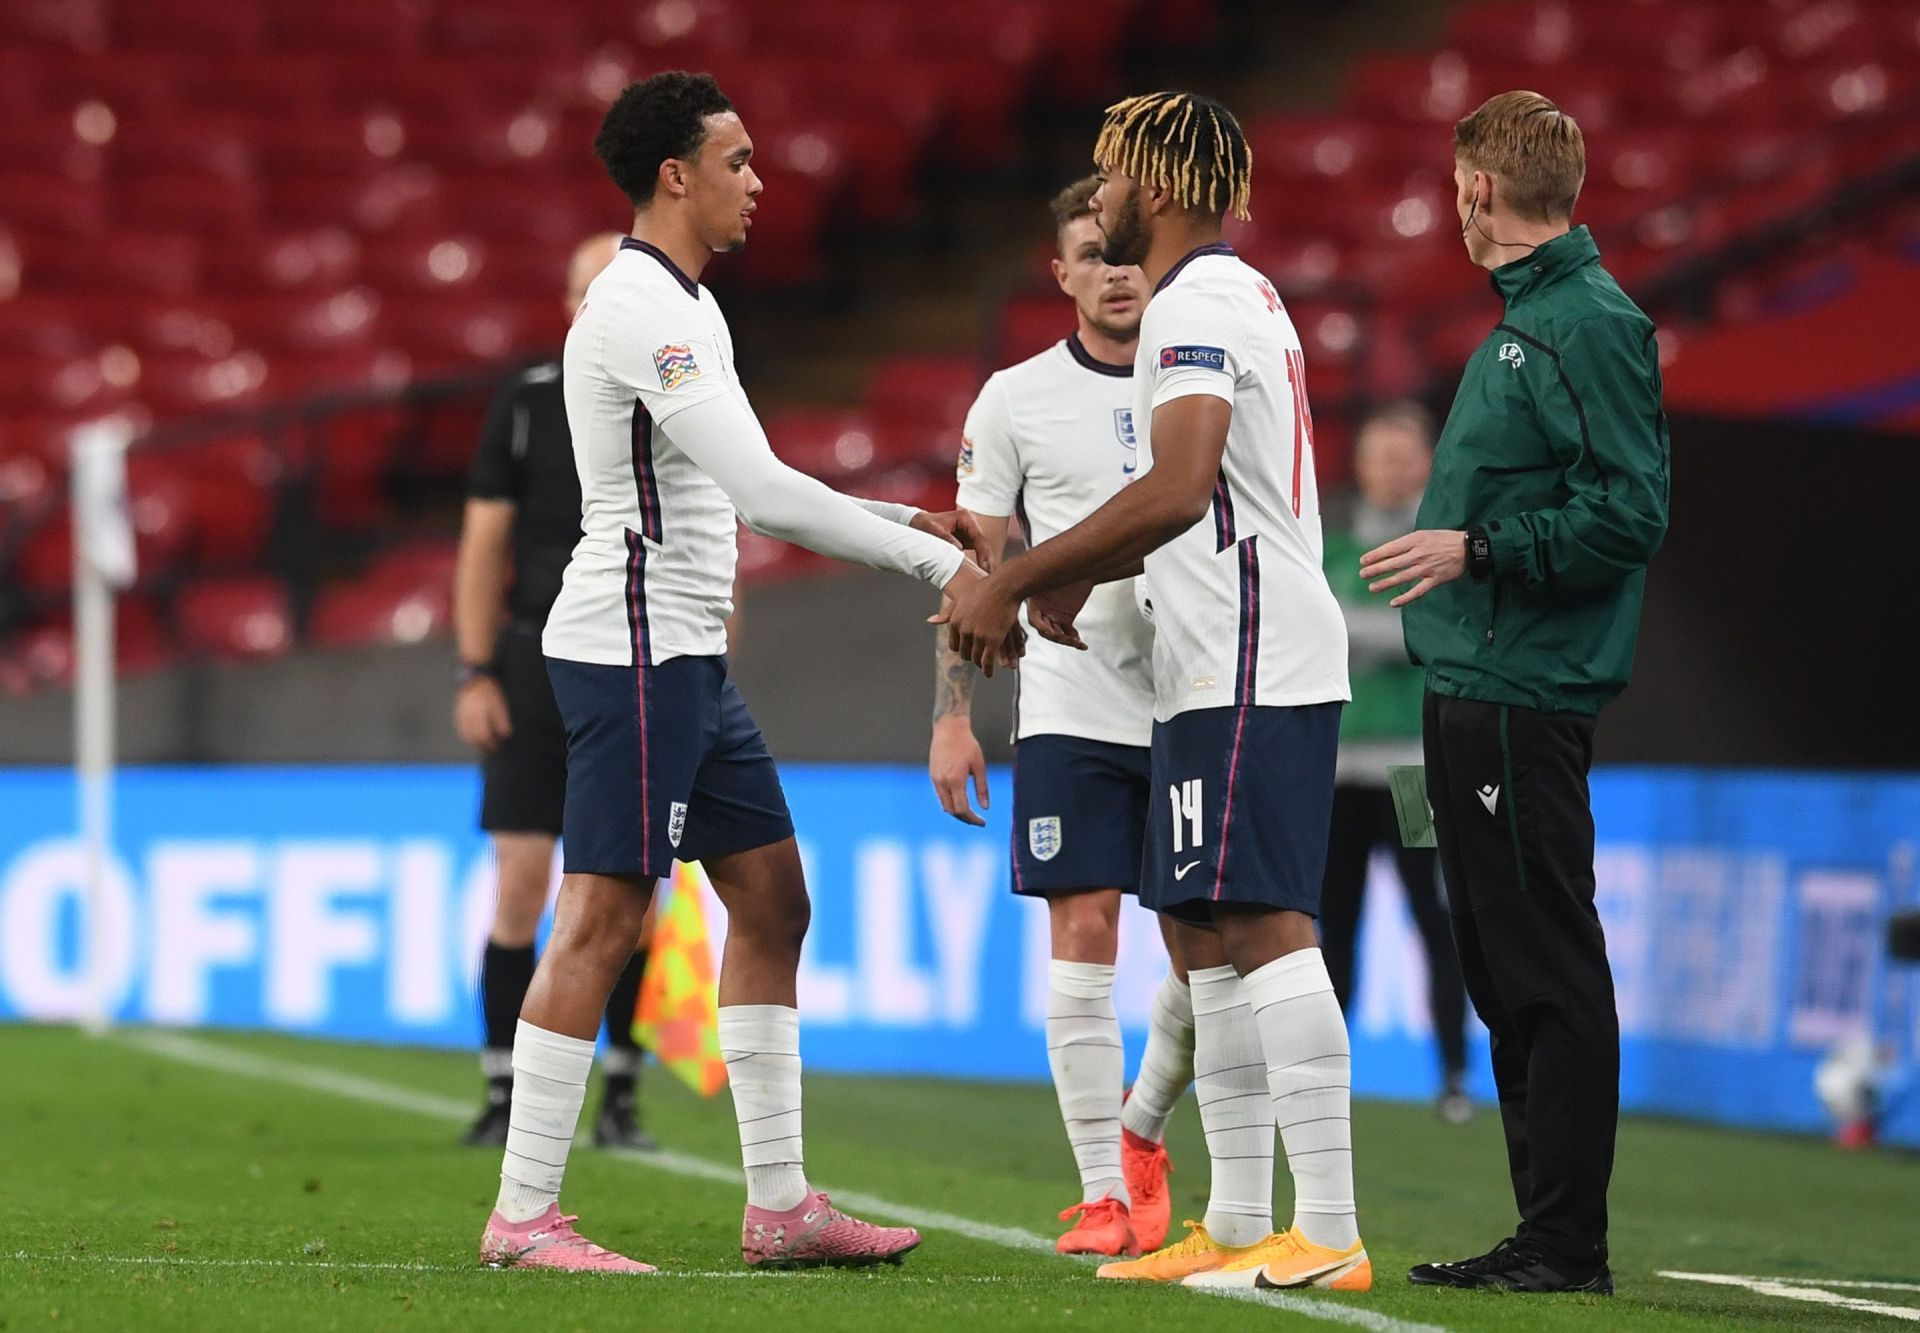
[1115,409,1138,477]
[1028,816,1062,862]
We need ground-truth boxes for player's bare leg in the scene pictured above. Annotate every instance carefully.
[481,872,658,1272]
[704,837,921,1269]
[1120,912,1195,1250]
[1045,888,1138,1255]
[1184,904,1368,1292]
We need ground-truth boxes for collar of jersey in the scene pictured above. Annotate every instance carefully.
[1153,241,1236,294]
[1489,225,1598,306]
[1065,332,1133,378]
[620,237,700,297]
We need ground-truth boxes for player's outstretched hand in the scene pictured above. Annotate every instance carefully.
[1026,579,1094,651]
[930,718,991,826]
[912,508,996,573]
[931,562,1024,675]
[1360,529,1468,607]
[454,675,513,752]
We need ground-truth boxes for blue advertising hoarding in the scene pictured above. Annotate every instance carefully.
[0,764,1916,1145]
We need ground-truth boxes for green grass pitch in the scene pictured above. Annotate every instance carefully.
[3,1024,1916,1331]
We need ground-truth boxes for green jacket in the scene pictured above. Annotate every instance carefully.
[1324,524,1424,743]
[1403,227,1670,716]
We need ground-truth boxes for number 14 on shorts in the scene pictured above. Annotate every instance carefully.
[1168,779,1204,854]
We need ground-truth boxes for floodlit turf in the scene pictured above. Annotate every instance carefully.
[3,1025,1917,1331]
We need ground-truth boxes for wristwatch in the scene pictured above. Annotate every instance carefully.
[1465,526,1494,583]
[456,661,497,688]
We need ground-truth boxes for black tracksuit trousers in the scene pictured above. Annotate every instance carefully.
[1424,691,1619,1273]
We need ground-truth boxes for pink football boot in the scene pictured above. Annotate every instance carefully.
[742,1191,921,1269]
[480,1204,657,1273]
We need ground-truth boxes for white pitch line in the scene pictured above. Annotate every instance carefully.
[114,1029,1443,1333]
[1661,1272,1920,1322]
[5,1253,1031,1283]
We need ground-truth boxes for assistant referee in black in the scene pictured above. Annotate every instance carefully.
[1359,91,1670,1295]
[452,231,659,1150]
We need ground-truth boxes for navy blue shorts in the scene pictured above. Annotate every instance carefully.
[547,654,794,878]
[1141,702,1342,923]
[1011,734,1151,896]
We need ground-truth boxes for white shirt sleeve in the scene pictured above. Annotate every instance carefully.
[1145,290,1242,411]
[600,294,734,425]
[954,375,1020,518]
[666,392,965,589]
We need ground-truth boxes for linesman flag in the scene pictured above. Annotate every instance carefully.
[632,862,727,1096]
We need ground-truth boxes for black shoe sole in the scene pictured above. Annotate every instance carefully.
[1407,1264,1614,1295]
[746,1240,920,1271]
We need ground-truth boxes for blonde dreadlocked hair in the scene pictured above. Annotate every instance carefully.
[1094,90,1252,222]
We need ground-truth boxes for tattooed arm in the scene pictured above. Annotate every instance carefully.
[930,511,1011,826]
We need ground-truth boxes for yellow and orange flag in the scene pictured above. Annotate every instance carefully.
[632,862,727,1096]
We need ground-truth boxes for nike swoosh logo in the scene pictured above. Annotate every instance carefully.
[1477,784,1500,815]
[1174,860,1202,880]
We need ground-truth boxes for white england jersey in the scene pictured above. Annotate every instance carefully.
[956,335,1156,748]
[1133,244,1350,720]
[545,238,741,667]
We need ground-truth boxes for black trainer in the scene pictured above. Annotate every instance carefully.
[592,1090,660,1151]
[461,1096,511,1147]
[1408,1237,1613,1294]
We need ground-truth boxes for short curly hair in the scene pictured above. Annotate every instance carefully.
[594,71,735,207]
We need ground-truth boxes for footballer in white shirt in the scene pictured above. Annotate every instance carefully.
[941,91,1370,1293]
[930,177,1197,1259]
[479,71,1012,1277]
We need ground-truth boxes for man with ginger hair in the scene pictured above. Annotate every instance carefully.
[1360,90,1670,1295]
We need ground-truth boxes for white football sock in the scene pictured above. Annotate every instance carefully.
[1121,970,1195,1145]
[719,1004,810,1212]
[495,1020,592,1222]
[1046,959,1128,1206]
[1244,949,1359,1249]
[1189,964,1275,1247]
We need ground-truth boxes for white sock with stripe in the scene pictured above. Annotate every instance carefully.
[1046,959,1128,1206]
[719,1004,810,1212]
[1244,948,1359,1249]
[495,1020,592,1223]
[1121,970,1195,1145]
[1189,964,1275,1247]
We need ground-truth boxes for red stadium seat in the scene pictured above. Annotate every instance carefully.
[31,50,178,114]
[995,294,1074,366]
[0,115,102,176]
[382,298,560,367]
[264,0,427,53]
[308,542,457,647]
[176,575,293,660]
[23,230,203,297]
[403,105,567,172]
[114,0,264,52]
[135,351,273,416]
[173,52,337,116]
[0,352,130,415]
[0,173,106,233]
[1,0,108,49]
[202,227,362,295]
[766,410,891,480]
[431,0,583,53]
[118,170,260,231]
[0,295,101,356]
[226,288,382,353]
[250,115,399,176]
[361,232,491,294]
[863,356,983,436]
[9,597,172,686]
